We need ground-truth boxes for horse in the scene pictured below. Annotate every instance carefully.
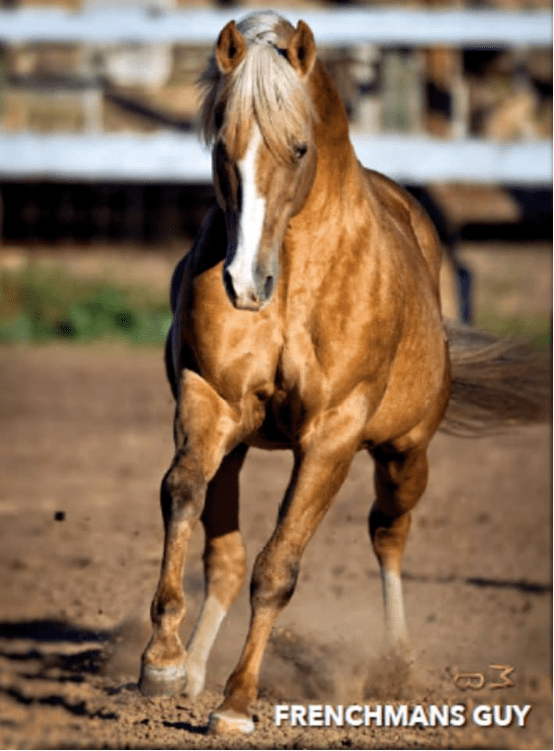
[138,11,547,734]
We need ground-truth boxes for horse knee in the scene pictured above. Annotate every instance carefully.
[161,453,207,524]
[250,549,299,610]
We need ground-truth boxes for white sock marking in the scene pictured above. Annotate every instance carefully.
[185,595,227,696]
[381,568,409,647]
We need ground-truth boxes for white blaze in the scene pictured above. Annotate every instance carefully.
[227,125,266,299]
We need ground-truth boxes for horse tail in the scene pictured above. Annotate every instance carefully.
[441,322,551,436]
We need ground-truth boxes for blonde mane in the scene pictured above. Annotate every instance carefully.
[198,11,316,162]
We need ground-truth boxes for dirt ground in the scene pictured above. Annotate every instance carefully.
[0,245,551,750]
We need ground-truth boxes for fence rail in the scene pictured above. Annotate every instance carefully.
[1,8,552,185]
[1,133,550,185]
[0,7,551,46]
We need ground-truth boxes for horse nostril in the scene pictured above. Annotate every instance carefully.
[263,275,274,299]
[223,269,234,298]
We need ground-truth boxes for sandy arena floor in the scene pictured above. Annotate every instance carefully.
[0,239,551,749]
[0,339,550,749]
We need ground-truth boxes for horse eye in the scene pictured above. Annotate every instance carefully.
[295,143,307,159]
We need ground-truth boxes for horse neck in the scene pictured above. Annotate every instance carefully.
[301,61,364,220]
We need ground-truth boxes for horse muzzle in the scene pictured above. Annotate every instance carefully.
[223,264,276,312]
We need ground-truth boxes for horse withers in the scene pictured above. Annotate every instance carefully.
[138,11,547,734]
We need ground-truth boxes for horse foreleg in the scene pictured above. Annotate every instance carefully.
[139,370,240,697]
[184,443,248,698]
[210,431,360,734]
[369,445,429,653]
[138,451,205,696]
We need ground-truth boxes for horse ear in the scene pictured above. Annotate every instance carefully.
[286,20,316,78]
[215,21,247,74]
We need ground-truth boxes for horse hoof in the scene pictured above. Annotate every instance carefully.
[138,662,187,697]
[208,709,255,735]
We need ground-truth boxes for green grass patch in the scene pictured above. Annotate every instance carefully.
[474,309,552,352]
[1,259,550,352]
[0,261,172,345]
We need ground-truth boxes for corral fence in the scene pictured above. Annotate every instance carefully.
[0,7,551,253]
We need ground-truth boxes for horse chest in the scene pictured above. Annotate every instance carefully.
[229,330,326,448]
[278,324,327,391]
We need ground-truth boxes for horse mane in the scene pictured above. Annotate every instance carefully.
[198,11,317,163]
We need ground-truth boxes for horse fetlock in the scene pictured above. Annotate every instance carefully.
[142,628,186,664]
[211,678,257,733]
[223,668,258,711]
[182,657,206,698]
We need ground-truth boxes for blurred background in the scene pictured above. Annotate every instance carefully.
[0,7,551,748]
[0,0,551,347]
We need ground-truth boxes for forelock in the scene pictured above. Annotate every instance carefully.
[198,12,316,163]
[236,11,292,46]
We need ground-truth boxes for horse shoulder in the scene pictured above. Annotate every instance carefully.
[170,204,226,374]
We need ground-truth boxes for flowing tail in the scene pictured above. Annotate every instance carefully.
[441,322,551,436]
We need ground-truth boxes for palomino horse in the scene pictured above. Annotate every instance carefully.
[139,11,546,733]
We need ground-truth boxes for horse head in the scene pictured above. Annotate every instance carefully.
[200,13,319,310]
